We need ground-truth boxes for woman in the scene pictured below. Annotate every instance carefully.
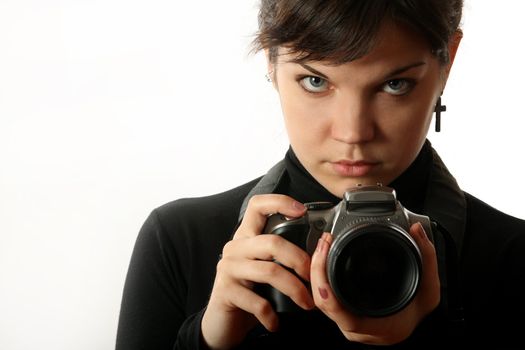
[116,1,525,349]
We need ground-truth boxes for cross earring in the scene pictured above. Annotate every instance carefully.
[434,96,446,132]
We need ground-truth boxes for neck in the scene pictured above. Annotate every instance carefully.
[282,141,433,213]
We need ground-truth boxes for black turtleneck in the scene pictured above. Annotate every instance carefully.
[117,136,525,350]
[280,140,433,214]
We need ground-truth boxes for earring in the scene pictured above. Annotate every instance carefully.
[434,96,446,132]
[265,70,274,83]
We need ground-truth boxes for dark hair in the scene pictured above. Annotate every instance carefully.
[253,0,463,65]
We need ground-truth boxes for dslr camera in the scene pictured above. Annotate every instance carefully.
[260,184,433,317]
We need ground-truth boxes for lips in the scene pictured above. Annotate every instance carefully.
[331,160,378,177]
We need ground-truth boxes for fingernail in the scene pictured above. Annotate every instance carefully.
[318,287,329,300]
[293,201,306,212]
[417,222,427,240]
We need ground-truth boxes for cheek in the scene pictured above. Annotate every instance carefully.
[372,94,434,169]
[384,100,435,171]
[407,98,435,141]
[279,91,330,143]
[380,93,435,140]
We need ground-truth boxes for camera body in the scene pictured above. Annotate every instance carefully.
[262,184,433,317]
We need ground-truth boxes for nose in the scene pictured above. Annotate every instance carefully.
[330,95,375,144]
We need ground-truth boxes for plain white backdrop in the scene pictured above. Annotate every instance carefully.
[0,1,524,349]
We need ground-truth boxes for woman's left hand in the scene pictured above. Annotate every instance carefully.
[310,222,440,345]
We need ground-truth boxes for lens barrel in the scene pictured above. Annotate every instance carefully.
[327,224,422,317]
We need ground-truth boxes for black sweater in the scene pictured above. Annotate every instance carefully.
[116,142,525,349]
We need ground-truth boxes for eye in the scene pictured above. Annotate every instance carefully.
[299,76,329,93]
[382,79,414,96]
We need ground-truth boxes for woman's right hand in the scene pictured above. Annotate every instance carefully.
[201,194,315,350]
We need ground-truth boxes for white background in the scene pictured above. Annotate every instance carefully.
[1,1,524,349]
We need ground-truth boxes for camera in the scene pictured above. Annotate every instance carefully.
[259,184,433,317]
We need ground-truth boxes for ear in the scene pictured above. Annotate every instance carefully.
[264,48,278,89]
[264,48,272,73]
[440,30,463,92]
[445,30,463,76]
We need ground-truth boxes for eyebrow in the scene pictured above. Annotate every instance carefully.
[385,61,426,79]
[299,61,427,80]
[299,63,329,79]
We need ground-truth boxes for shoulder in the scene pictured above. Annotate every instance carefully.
[142,177,262,245]
[155,177,261,225]
[462,191,525,268]
[132,176,262,271]
[464,192,525,239]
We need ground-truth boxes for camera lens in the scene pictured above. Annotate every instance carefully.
[327,224,421,317]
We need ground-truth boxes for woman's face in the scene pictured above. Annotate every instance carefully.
[271,21,459,198]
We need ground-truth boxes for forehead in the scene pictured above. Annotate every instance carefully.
[278,20,433,68]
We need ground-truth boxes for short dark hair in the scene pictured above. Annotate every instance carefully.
[253,0,463,65]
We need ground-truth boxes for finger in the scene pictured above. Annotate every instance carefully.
[409,223,439,279]
[310,233,346,317]
[310,232,330,304]
[249,234,312,282]
[221,257,314,310]
[235,194,306,239]
[409,223,440,308]
[310,233,370,334]
[222,282,280,332]
[220,232,314,310]
[222,234,311,281]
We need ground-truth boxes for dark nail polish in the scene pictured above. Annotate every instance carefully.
[318,287,329,300]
